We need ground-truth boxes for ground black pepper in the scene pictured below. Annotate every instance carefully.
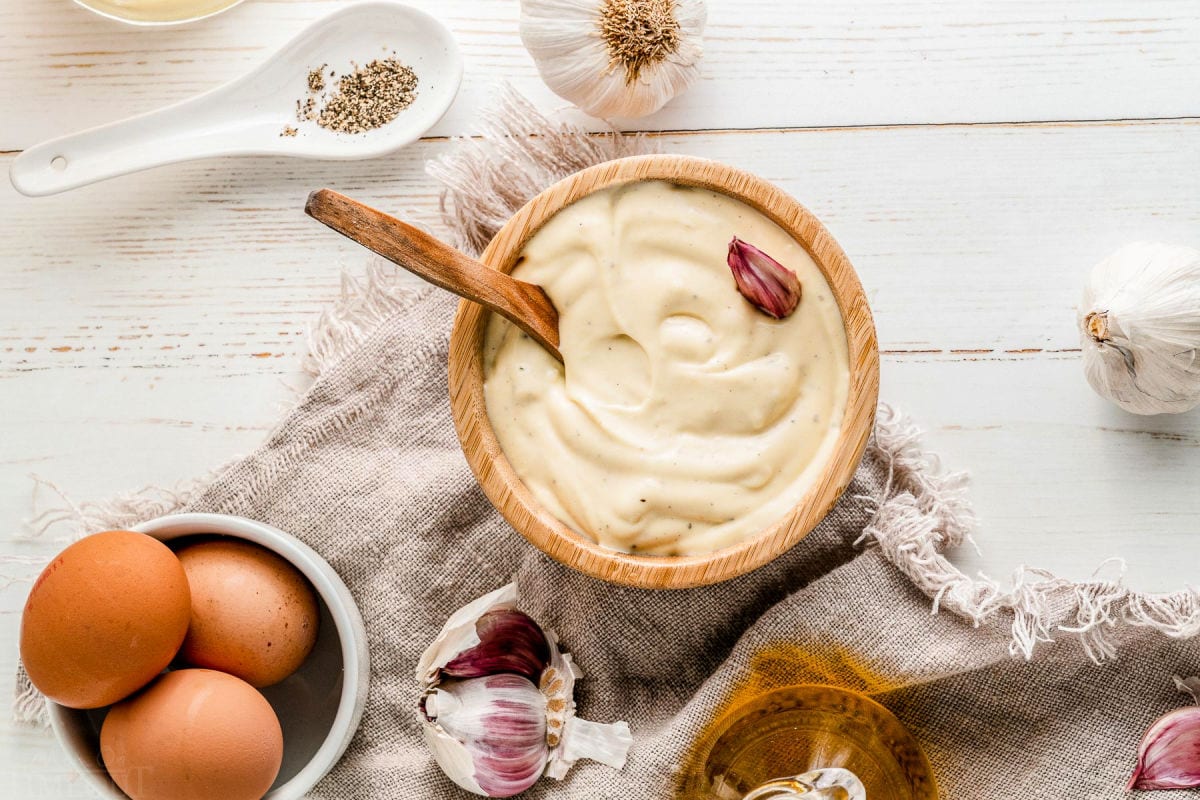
[307,65,326,93]
[315,58,419,134]
[289,57,419,136]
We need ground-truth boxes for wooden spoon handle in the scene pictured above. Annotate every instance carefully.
[305,189,562,362]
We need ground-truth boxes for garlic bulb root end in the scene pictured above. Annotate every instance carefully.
[520,0,707,119]
[1084,310,1109,342]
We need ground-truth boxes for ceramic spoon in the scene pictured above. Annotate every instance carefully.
[305,189,563,362]
[9,1,462,197]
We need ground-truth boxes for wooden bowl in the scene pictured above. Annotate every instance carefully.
[448,155,878,589]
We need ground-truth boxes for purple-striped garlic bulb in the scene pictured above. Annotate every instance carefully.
[417,584,632,797]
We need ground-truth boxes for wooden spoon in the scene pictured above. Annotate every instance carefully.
[304,189,562,362]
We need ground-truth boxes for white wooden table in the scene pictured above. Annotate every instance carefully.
[2,0,1198,794]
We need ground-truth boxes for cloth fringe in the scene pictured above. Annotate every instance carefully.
[426,85,656,257]
[303,260,427,377]
[864,407,1200,663]
[21,474,217,543]
[12,671,46,729]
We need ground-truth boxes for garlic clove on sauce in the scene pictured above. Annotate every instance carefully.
[1128,676,1200,791]
[728,236,803,319]
[418,584,633,796]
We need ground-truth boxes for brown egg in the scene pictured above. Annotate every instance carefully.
[101,668,283,800]
[20,530,191,709]
[177,538,319,687]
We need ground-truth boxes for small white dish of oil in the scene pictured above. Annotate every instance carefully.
[10,2,462,197]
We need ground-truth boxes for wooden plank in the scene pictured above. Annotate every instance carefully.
[3,117,1198,593]
[3,119,1197,376]
[2,120,1199,790]
[883,353,1200,594]
[1,0,1198,149]
[2,352,1196,595]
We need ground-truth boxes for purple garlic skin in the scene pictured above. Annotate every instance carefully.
[727,236,802,319]
[1129,677,1200,791]
[427,673,549,798]
[442,608,550,683]
[418,584,633,797]
[1129,706,1200,790]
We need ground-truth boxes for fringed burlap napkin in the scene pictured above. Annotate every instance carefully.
[14,90,1200,799]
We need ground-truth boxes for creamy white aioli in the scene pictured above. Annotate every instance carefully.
[483,181,849,556]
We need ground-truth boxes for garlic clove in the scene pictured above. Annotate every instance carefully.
[418,583,551,685]
[442,608,551,682]
[415,583,519,684]
[727,236,802,319]
[1128,676,1200,790]
[1127,708,1200,790]
[424,674,550,798]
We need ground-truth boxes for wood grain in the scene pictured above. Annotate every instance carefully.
[2,1,1198,149]
[4,120,1196,376]
[305,189,562,361]
[3,0,1200,781]
[449,155,880,588]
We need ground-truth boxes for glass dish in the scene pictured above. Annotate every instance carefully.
[683,684,937,800]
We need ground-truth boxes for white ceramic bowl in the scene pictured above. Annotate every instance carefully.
[47,513,370,800]
[72,0,246,26]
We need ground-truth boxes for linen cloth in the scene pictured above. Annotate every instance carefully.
[13,92,1200,799]
[163,285,1198,800]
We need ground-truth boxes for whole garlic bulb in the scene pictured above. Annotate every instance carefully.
[520,0,706,119]
[417,584,632,797]
[1079,242,1200,415]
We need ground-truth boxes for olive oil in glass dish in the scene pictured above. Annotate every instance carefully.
[683,685,938,800]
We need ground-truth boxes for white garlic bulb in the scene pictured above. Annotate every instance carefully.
[1080,242,1200,415]
[519,0,706,119]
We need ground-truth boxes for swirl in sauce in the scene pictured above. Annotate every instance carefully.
[483,181,849,556]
